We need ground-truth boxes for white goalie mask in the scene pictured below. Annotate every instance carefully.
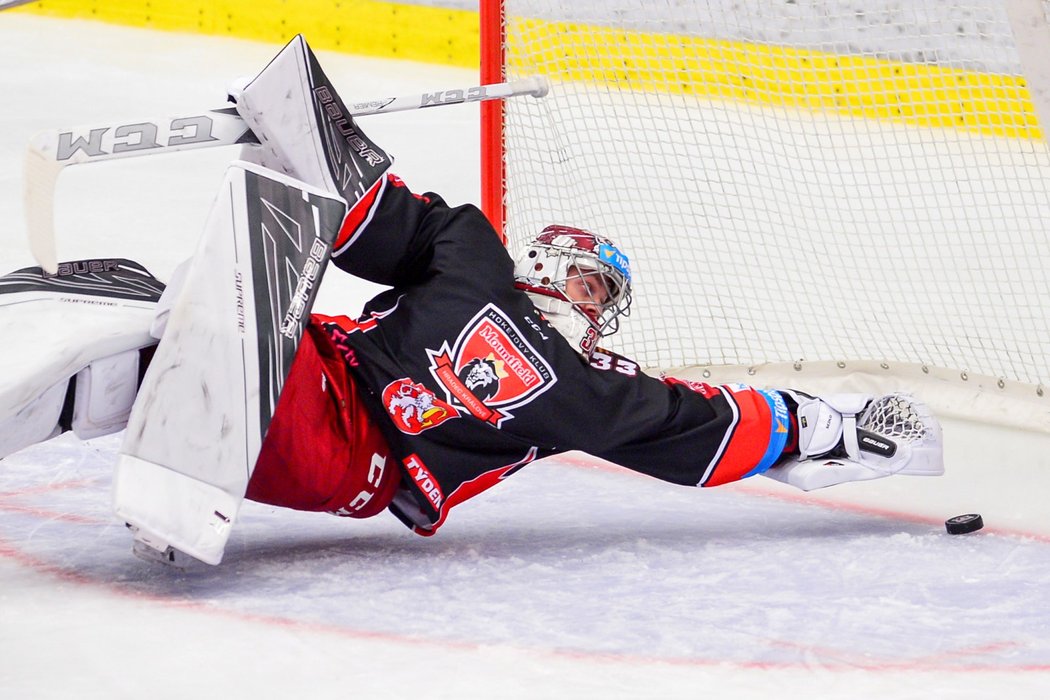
[513,225,633,357]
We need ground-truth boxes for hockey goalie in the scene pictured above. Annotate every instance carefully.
[0,36,943,566]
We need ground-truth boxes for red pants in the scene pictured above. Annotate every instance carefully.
[246,322,399,519]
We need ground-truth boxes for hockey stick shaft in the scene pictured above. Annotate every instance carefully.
[27,76,548,168]
[25,76,548,272]
[0,1,38,10]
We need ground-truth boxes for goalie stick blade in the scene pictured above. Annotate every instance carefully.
[24,108,258,273]
[26,107,257,169]
[115,160,346,565]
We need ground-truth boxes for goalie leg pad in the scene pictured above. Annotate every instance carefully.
[0,347,153,460]
[0,259,162,460]
[114,161,347,565]
[0,380,69,460]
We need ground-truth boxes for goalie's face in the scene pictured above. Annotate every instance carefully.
[512,225,633,357]
[563,265,612,323]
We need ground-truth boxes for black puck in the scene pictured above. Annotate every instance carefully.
[945,513,983,535]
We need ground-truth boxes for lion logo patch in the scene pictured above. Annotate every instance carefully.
[382,379,460,434]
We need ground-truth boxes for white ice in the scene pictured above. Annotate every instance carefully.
[1,15,1050,699]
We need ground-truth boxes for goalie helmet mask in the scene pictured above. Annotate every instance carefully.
[513,225,633,357]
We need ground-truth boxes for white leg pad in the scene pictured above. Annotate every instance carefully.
[113,455,239,566]
[0,258,162,458]
[0,380,67,460]
[71,349,143,440]
[114,161,346,566]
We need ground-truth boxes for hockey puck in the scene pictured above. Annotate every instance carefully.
[945,513,984,535]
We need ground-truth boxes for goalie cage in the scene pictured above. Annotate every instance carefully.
[480,0,1050,432]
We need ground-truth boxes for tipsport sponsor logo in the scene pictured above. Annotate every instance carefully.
[761,389,791,435]
[598,243,631,283]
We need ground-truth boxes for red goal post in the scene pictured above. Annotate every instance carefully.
[479,0,507,243]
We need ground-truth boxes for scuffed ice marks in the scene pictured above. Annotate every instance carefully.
[3,435,1050,669]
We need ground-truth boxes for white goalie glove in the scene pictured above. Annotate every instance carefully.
[764,391,944,491]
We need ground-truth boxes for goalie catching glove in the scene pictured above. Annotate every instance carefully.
[765,391,944,491]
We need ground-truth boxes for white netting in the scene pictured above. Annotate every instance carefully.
[498,0,1050,390]
[859,394,932,446]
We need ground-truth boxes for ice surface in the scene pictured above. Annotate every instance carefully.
[2,14,1049,699]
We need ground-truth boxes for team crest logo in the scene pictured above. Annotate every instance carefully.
[427,304,557,427]
[383,379,460,434]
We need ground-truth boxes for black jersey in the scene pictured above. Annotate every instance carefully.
[325,174,788,534]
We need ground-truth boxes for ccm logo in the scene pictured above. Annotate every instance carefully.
[336,452,389,516]
[421,86,489,107]
[55,116,220,161]
[405,454,444,508]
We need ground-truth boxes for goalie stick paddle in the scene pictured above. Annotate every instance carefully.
[24,75,549,273]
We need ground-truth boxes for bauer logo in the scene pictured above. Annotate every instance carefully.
[313,86,386,168]
[280,238,329,339]
[858,430,897,457]
[43,259,121,277]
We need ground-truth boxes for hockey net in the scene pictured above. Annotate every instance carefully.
[481,0,1050,429]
